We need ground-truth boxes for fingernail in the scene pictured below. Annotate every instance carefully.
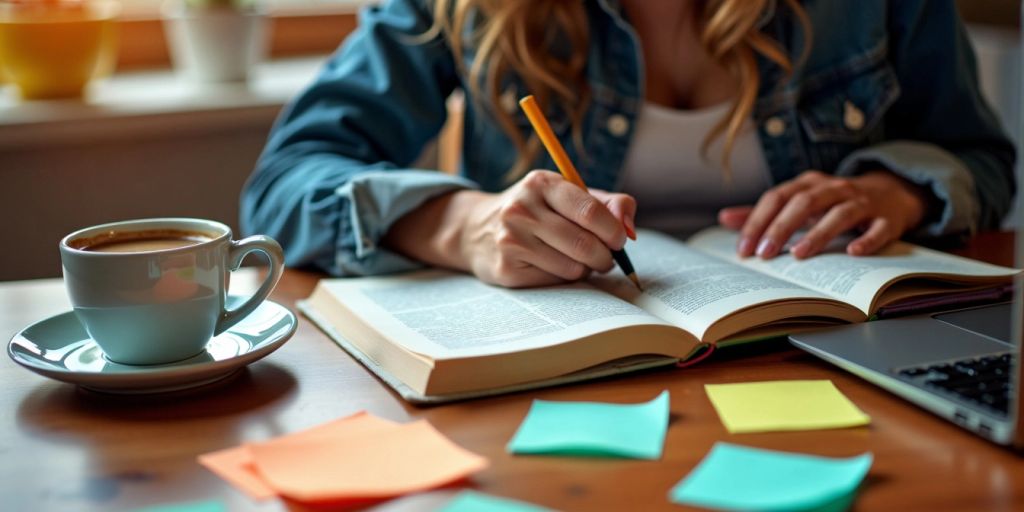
[624,220,637,241]
[756,238,778,258]
[737,236,755,256]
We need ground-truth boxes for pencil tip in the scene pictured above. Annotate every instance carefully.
[628,273,643,292]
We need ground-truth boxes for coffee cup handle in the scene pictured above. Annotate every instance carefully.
[215,235,285,335]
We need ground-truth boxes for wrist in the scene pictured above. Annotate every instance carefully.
[438,189,491,271]
[382,189,484,271]
[858,170,929,229]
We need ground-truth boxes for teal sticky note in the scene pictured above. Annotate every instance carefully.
[506,390,669,460]
[669,443,872,511]
[438,491,555,512]
[133,500,226,512]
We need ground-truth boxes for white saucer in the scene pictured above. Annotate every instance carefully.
[7,298,297,394]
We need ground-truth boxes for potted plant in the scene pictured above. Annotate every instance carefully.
[0,0,119,99]
[162,0,268,84]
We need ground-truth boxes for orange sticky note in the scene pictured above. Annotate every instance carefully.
[198,412,402,500]
[249,420,489,503]
[198,446,276,500]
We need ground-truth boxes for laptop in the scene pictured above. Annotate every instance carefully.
[789,19,1023,448]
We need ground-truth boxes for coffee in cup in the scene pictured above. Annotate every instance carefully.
[60,218,284,365]
[68,228,215,253]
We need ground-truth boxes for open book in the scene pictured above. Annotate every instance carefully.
[299,228,1020,403]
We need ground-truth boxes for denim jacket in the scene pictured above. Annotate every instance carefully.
[241,0,1016,276]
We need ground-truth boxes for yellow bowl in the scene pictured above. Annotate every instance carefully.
[0,1,119,100]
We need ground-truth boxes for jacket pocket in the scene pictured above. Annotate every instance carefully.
[799,64,900,143]
[795,51,901,170]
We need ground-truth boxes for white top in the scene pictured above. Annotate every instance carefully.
[618,101,772,239]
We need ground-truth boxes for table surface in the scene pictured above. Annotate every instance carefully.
[1,233,1020,512]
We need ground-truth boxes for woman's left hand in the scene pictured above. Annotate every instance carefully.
[718,170,930,259]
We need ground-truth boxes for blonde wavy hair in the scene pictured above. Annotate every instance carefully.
[428,0,810,181]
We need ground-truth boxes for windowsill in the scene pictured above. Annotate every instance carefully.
[117,0,372,20]
[0,56,326,151]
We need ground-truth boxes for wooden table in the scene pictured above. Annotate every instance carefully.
[1,233,1021,512]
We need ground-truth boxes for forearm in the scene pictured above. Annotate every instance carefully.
[382,189,488,272]
[242,147,479,275]
[239,0,472,275]
[835,141,1003,238]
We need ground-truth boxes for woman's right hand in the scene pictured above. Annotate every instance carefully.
[384,170,636,288]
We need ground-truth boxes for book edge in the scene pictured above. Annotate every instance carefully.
[298,299,684,405]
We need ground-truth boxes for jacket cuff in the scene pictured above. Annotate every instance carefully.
[334,170,479,275]
[835,140,979,239]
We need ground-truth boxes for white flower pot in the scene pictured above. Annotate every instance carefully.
[162,3,268,84]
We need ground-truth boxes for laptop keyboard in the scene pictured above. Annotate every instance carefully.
[898,353,1016,416]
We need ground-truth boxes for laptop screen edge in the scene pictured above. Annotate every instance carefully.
[1011,0,1023,449]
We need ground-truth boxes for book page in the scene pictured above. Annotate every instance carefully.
[590,231,838,340]
[689,227,1019,314]
[319,271,673,359]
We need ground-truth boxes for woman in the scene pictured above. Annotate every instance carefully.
[241,0,1015,288]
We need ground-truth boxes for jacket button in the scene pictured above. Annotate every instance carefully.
[844,101,865,130]
[764,116,785,137]
[607,114,630,137]
[500,89,518,113]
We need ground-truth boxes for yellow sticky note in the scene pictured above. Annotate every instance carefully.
[705,380,870,434]
[249,419,489,503]
[198,412,401,500]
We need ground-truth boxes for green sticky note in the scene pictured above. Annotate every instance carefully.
[705,380,870,433]
[133,500,226,512]
[506,390,669,460]
[439,491,555,512]
[669,443,873,511]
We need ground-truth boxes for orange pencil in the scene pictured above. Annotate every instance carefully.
[519,95,642,291]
